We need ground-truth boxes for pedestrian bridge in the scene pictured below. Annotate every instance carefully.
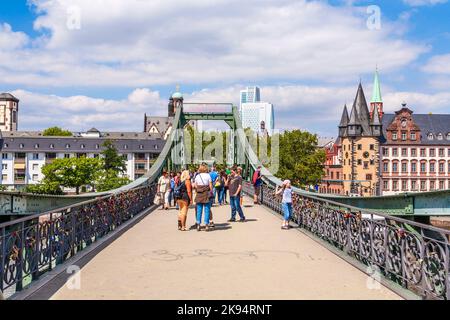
[1,104,450,300]
[16,197,401,300]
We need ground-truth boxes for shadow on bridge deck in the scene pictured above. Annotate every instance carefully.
[48,197,401,300]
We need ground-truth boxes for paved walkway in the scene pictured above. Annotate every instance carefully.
[51,198,401,300]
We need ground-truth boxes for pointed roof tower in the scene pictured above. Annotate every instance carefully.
[371,69,382,104]
[353,82,371,135]
[339,105,349,127]
[371,103,381,126]
[348,101,360,126]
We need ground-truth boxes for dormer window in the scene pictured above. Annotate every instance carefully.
[392,132,398,140]
[447,133,450,141]
[80,144,85,149]
[49,144,54,149]
[65,144,71,149]
[34,144,39,149]
[154,145,158,150]
[428,133,434,140]
[410,132,416,141]
[139,145,144,150]
[437,133,443,141]
[19,144,24,149]
[4,143,8,148]
[95,144,99,149]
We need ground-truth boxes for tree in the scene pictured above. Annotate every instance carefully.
[41,157,103,194]
[24,182,63,195]
[95,169,131,192]
[42,126,73,136]
[101,140,127,173]
[277,130,326,188]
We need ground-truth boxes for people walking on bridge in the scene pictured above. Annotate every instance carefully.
[276,180,293,230]
[169,172,176,207]
[224,167,231,204]
[216,170,227,205]
[228,167,246,222]
[194,164,213,231]
[209,166,219,205]
[252,166,263,205]
[157,171,171,210]
[175,170,192,231]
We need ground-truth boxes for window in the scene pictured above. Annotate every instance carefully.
[402,180,408,191]
[392,148,398,157]
[428,133,434,140]
[447,133,450,141]
[439,162,445,173]
[34,144,39,149]
[2,164,7,170]
[370,144,374,151]
[45,153,56,159]
[402,162,407,173]
[392,162,398,173]
[19,144,24,149]
[95,144,100,150]
[411,148,417,157]
[124,145,128,150]
[357,159,362,165]
[2,174,7,182]
[64,154,70,158]
[357,144,362,150]
[154,145,159,150]
[366,174,372,181]
[430,162,435,173]
[383,162,389,173]
[411,180,417,191]
[411,162,417,173]
[402,132,407,141]
[439,148,445,157]
[363,161,369,169]
[437,133,443,140]
[32,153,39,160]
[420,148,426,157]
[411,132,416,140]
[382,148,389,156]
[393,180,398,191]
[93,154,99,158]
[32,164,39,171]
[49,144,54,149]
[32,174,39,182]
[429,148,435,157]
[80,144,85,149]
[139,145,144,150]
[439,180,445,190]
[420,180,427,191]
[2,153,7,160]
[430,180,435,190]
[65,144,70,149]
[420,162,426,173]
[402,148,407,157]
[383,180,389,191]
[392,132,398,140]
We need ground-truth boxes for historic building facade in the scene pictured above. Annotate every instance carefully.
[318,138,344,195]
[380,105,450,195]
[338,79,383,197]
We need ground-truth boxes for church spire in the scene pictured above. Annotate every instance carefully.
[338,104,349,137]
[370,68,383,120]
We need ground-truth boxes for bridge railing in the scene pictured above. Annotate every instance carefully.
[243,181,450,300]
[0,183,156,299]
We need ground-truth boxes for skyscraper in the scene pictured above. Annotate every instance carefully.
[240,86,261,110]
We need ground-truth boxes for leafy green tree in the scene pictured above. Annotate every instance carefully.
[101,140,127,173]
[24,182,63,195]
[95,169,131,192]
[277,130,326,188]
[42,126,73,136]
[41,157,103,194]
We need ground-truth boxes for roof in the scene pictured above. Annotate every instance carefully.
[317,137,336,148]
[0,135,166,153]
[0,93,19,102]
[353,83,371,135]
[1,131,163,140]
[371,70,382,103]
[382,113,450,145]
[144,116,173,137]
[338,105,349,127]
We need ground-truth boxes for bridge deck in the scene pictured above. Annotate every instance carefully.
[51,197,401,300]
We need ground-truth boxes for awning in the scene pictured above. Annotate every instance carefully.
[14,163,26,170]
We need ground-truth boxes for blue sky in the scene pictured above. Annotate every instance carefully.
[1,0,450,135]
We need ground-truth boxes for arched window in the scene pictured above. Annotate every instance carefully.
[124,145,128,150]
[437,133,443,140]
[428,133,434,140]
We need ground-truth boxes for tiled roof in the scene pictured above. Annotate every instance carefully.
[0,93,19,102]
[382,113,450,145]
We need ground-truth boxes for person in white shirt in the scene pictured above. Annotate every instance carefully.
[193,164,213,231]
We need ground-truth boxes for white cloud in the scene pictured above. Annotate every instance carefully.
[402,0,447,6]
[422,53,450,74]
[0,0,427,87]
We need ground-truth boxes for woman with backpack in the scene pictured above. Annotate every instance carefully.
[175,170,192,231]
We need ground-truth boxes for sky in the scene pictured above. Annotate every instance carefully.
[1,0,450,136]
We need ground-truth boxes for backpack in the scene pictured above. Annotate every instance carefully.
[173,181,185,200]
